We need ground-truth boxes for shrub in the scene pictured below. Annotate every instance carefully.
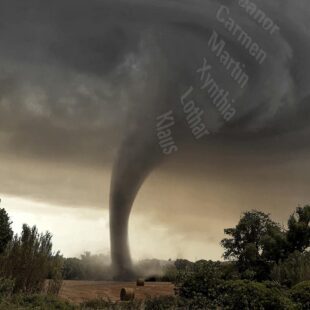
[144,296,219,310]
[176,260,223,302]
[63,258,85,280]
[80,298,142,310]
[0,278,14,298]
[2,294,76,310]
[80,298,115,309]
[2,225,63,294]
[218,280,296,310]
[290,281,310,310]
[161,265,178,282]
[144,296,177,310]
[221,262,240,280]
[46,255,64,295]
[271,251,310,287]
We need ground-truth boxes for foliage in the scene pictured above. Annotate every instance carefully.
[0,294,76,310]
[0,278,15,299]
[220,262,240,280]
[176,260,223,302]
[290,281,310,310]
[174,259,194,272]
[80,298,142,309]
[271,251,310,287]
[46,254,64,295]
[221,210,288,280]
[0,208,13,255]
[144,296,178,310]
[161,265,178,282]
[287,206,310,253]
[63,257,85,280]
[175,260,300,309]
[63,252,111,281]
[1,224,62,294]
[81,297,215,310]
[218,280,296,310]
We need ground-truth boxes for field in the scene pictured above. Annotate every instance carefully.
[59,280,175,303]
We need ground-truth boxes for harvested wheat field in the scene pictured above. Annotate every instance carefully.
[59,280,175,304]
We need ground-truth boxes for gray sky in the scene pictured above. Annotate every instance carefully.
[1,0,310,261]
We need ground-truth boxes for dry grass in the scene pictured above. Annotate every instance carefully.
[59,280,175,304]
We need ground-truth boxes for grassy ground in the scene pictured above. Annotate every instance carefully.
[59,281,175,304]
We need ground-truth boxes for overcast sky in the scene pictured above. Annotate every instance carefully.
[1,0,310,261]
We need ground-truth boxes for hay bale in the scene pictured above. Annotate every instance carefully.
[120,287,135,301]
[136,278,145,286]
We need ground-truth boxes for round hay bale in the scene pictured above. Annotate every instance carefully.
[136,278,145,286]
[120,287,135,301]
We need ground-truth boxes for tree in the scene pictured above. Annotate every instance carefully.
[2,224,62,293]
[287,205,310,253]
[221,210,287,280]
[63,257,84,280]
[0,208,13,255]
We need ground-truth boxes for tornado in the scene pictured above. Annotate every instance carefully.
[109,129,160,279]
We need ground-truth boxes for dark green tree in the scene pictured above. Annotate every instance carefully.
[3,224,62,293]
[62,257,84,280]
[0,207,13,254]
[221,210,287,280]
[287,205,310,253]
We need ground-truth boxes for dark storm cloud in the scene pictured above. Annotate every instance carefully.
[0,0,142,161]
[0,0,309,158]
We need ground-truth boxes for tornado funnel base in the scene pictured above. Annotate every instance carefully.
[112,266,136,281]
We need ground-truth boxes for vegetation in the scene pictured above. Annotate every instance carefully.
[220,206,310,282]
[0,224,63,294]
[287,206,310,253]
[171,206,310,309]
[63,252,111,281]
[0,208,13,255]
[0,202,309,309]
[221,210,287,281]
[271,251,310,287]
[290,281,310,310]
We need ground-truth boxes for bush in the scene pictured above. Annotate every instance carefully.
[80,298,115,309]
[0,278,14,298]
[271,251,310,287]
[218,280,296,310]
[290,281,310,310]
[80,298,142,310]
[161,265,178,282]
[46,255,64,295]
[176,260,223,302]
[144,296,177,310]
[0,294,76,310]
[144,296,215,310]
[63,258,85,280]
[1,224,63,294]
